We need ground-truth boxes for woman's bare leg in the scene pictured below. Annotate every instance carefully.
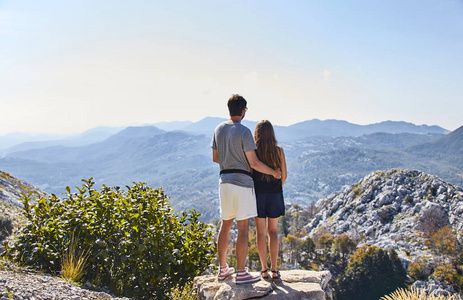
[255,217,269,274]
[267,217,280,275]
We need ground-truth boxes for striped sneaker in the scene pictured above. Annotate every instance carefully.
[218,264,235,281]
[235,268,261,285]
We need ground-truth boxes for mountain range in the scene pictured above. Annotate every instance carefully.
[1,118,449,153]
[0,118,460,221]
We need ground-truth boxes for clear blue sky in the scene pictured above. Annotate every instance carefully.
[1,0,462,134]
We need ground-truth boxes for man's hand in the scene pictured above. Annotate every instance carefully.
[246,150,282,178]
[273,168,282,180]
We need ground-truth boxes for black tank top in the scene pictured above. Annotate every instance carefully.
[252,170,283,194]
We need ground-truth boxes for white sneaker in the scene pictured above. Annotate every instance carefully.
[218,264,235,281]
[235,268,261,285]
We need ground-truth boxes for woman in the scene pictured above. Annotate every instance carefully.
[252,120,287,280]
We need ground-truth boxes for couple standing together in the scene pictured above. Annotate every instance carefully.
[211,94,287,284]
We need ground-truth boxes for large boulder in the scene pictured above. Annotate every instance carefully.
[194,270,332,300]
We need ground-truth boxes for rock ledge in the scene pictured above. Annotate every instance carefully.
[194,270,332,300]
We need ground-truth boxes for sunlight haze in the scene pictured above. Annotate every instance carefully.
[1,0,462,134]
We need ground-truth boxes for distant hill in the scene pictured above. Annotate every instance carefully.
[3,126,125,154]
[149,120,193,131]
[287,125,462,204]
[276,119,448,142]
[0,132,64,151]
[177,118,449,142]
[408,125,463,165]
[0,128,218,220]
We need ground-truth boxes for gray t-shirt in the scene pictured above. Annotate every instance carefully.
[211,121,257,188]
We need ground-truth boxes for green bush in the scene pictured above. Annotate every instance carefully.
[6,179,216,299]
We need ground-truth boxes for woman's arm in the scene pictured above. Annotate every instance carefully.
[279,147,288,186]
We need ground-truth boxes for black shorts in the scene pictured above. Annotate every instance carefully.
[255,192,285,218]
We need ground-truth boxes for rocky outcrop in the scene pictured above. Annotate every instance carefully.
[194,270,332,300]
[307,168,463,261]
[0,171,46,208]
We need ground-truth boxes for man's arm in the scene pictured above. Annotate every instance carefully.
[212,149,219,164]
[245,150,281,179]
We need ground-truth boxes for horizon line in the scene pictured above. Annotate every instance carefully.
[0,117,453,137]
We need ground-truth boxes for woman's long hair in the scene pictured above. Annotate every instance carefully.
[254,120,281,181]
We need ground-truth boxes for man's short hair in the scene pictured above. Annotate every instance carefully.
[227,94,247,117]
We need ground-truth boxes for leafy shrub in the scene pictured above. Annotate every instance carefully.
[6,179,216,299]
[432,263,462,289]
[429,226,457,257]
[408,258,431,281]
[404,196,413,204]
[0,215,13,241]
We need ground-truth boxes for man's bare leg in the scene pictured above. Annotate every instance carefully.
[218,218,234,267]
[236,218,250,270]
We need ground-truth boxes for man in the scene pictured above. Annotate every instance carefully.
[211,94,282,284]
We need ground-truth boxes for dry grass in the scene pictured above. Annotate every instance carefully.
[169,281,197,300]
[381,288,461,300]
[60,234,89,283]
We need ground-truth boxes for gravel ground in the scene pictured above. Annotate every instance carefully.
[0,262,131,300]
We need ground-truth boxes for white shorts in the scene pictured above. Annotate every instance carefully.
[219,183,257,221]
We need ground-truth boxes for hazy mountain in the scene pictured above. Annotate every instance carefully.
[103,125,165,142]
[165,117,449,143]
[287,129,463,205]
[148,120,193,131]
[277,119,449,142]
[0,118,448,153]
[0,132,64,151]
[0,121,458,221]
[2,126,126,154]
[0,128,217,219]
[364,120,447,135]
[408,125,463,165]
[4,126,165,164]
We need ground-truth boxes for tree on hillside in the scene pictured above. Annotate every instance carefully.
[317,233,334,262]
[282,234,302,267]
[298,237,316,270]
[334,245,406,300]
[332,234,357,269]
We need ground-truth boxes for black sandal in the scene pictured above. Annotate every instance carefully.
[261,268,269,279]
[271,270,280,281]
